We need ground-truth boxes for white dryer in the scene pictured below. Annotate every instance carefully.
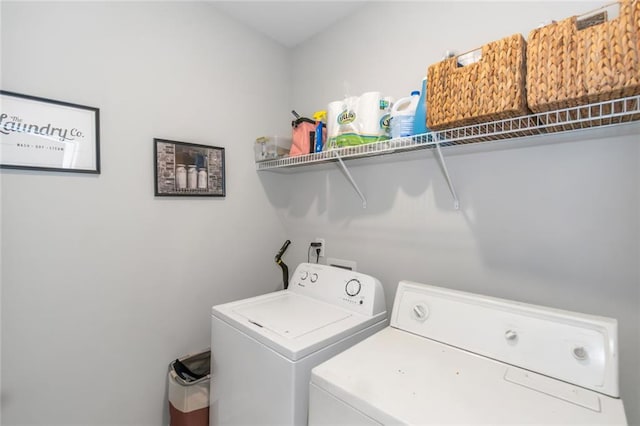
[309,281,627,425]
[210,263,387,425]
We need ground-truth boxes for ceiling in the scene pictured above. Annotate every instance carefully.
[210,1,367,47]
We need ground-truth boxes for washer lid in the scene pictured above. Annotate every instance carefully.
[213,291,385,361]
[310,328,627,425]
[234,292,351,338]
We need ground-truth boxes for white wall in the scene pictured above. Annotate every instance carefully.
[279,1,640,423]
[2,1,639,425]
[1,2,290,425]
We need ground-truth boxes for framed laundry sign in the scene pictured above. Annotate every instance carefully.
[0,90,100,173]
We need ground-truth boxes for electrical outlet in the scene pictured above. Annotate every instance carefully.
[315,238,325,257]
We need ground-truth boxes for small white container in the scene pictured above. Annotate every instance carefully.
[254,136,292,162]
[176,164,187,190]
[197,168,208,189]
[187,165,197,189]
[390,91,420,138]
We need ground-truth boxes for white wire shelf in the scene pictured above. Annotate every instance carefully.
[256,95,640,171]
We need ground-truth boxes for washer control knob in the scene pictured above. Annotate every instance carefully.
[345,279,361,297]
[300,271,308,280]
[573,346,588,361]
[412,304,429,321]
[504,330,518,341]
[310,273,318,283]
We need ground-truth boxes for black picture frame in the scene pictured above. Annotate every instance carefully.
[154,138,225,197]
[0,90,100,173]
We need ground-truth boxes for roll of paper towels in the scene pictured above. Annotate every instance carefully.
[327,100,344,140]
[326,92,393,148]
[338,96,359,136]
[357,91,387,137]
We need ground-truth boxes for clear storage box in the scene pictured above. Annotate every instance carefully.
[254,136,292,162]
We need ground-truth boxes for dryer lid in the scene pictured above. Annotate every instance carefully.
[310,327,627,425]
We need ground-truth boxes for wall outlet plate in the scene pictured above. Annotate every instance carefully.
[315,238,325,257]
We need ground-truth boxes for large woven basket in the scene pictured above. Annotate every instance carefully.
[427,34,529,131]
[527,0,640,113]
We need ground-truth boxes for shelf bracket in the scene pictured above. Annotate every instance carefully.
[433,141,460,210]
[334,153,367,208]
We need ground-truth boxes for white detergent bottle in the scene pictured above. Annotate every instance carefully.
[390,90,420,138]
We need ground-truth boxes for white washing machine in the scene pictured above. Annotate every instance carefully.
[309,281,627,425]
[210,263,388,425]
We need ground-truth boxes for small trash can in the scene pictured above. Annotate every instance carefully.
[168,349,211,426]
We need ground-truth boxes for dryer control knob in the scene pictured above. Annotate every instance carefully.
[310,273,318,283]
[504,330,518,341]
[573,346,588,361]
[412,304,429,321]
[300,271,309,280]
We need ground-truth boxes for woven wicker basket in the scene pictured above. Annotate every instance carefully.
[527,0,640,113]
[427,33,529,131]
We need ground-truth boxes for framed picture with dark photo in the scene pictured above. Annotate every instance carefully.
[154,138,225,197]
